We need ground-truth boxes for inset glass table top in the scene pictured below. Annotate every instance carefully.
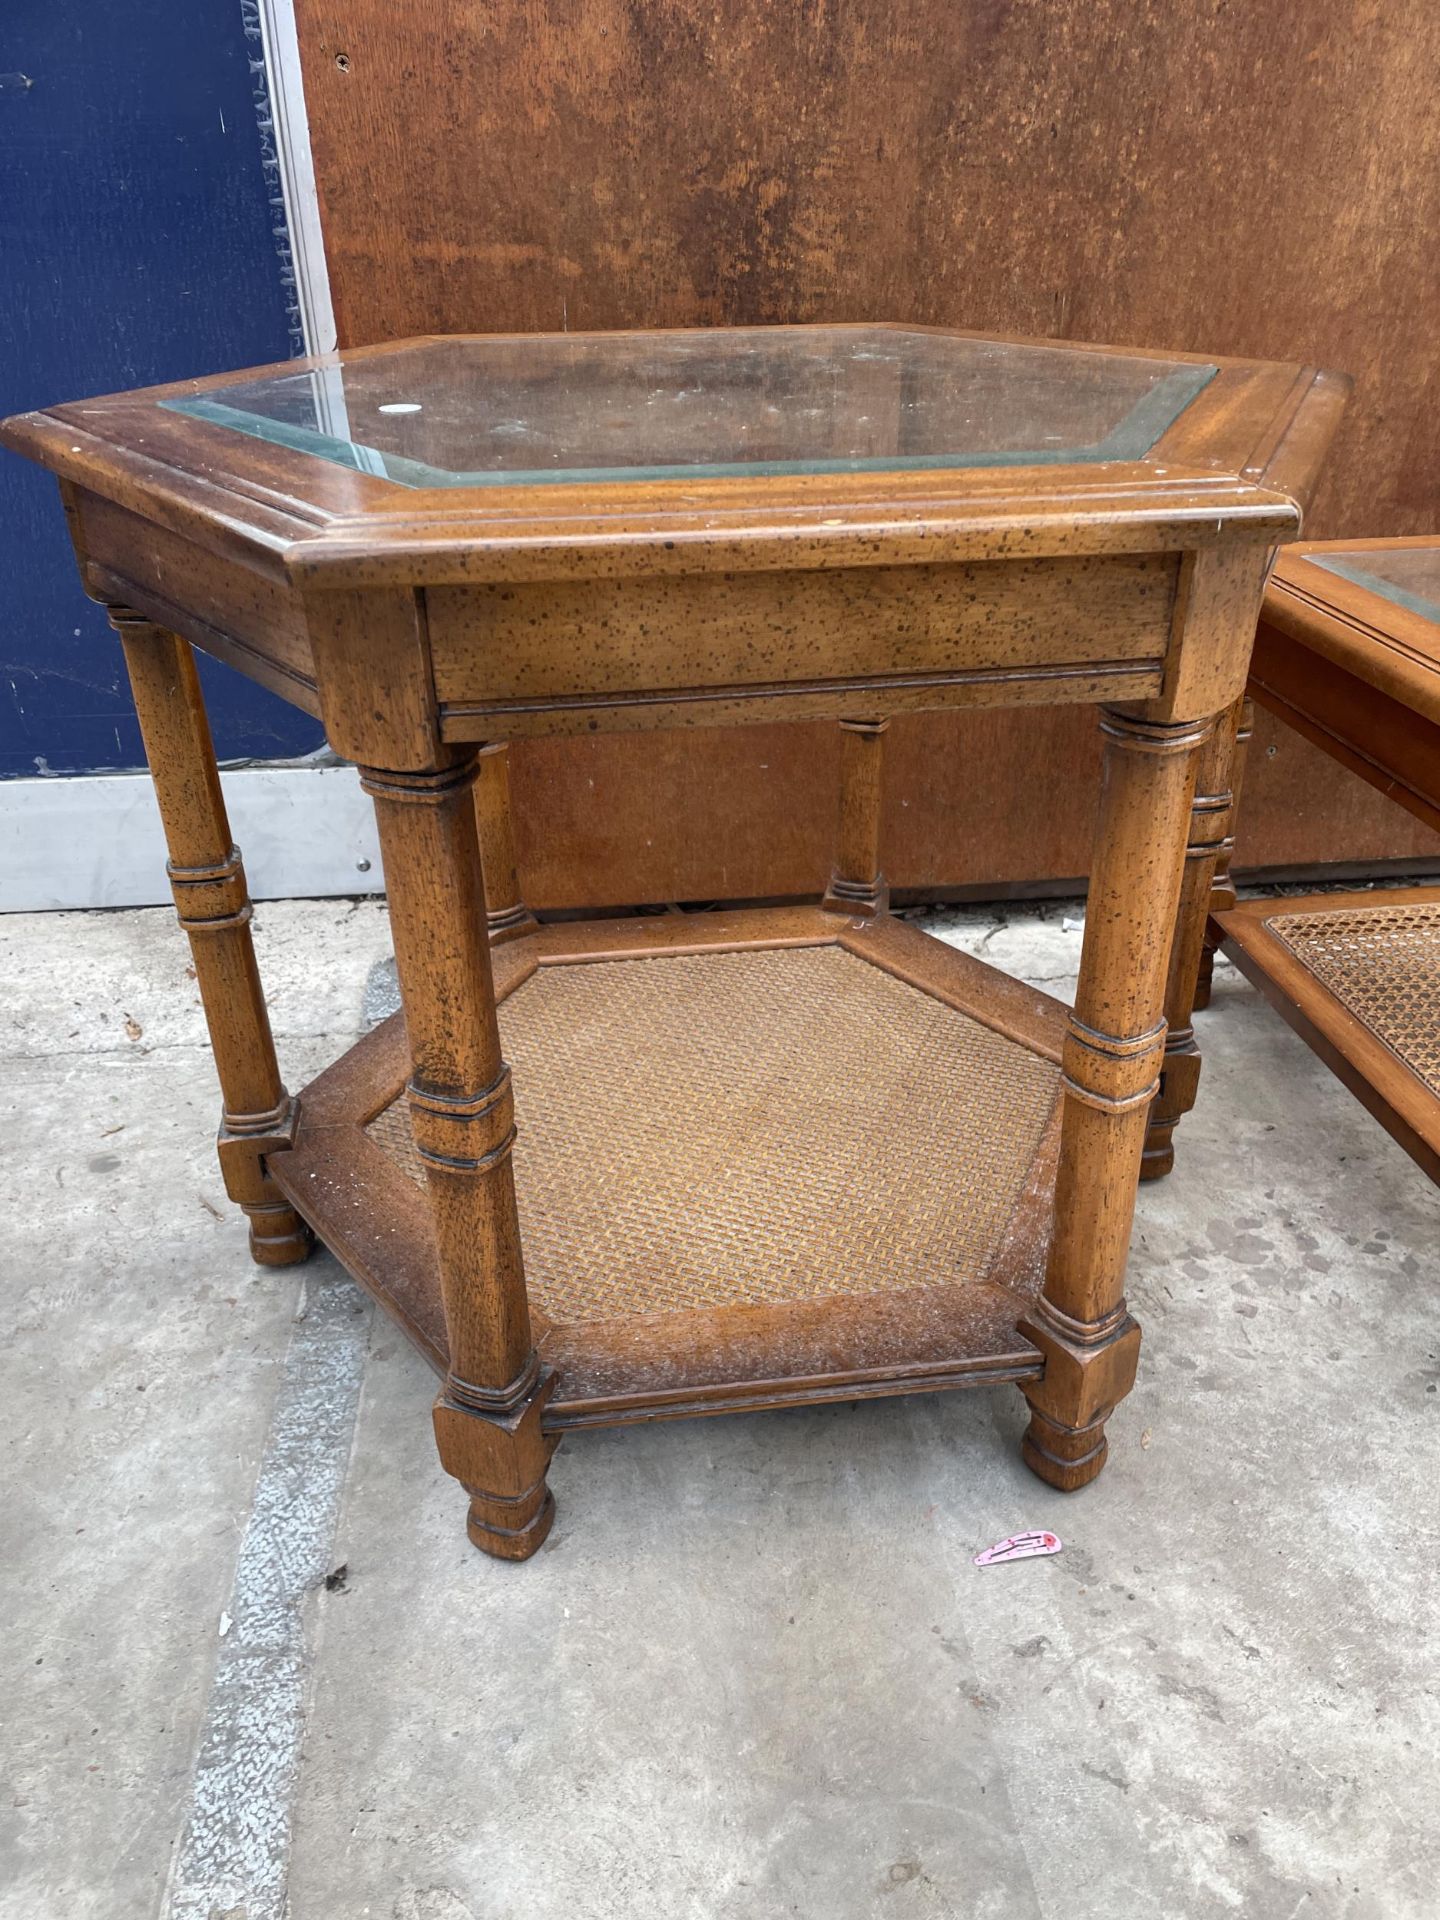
[161,328,1217,491]
[1307,547,1440,629]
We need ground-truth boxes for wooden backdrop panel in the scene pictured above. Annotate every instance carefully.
[505,710,1440,910]
[294,0,1440,906]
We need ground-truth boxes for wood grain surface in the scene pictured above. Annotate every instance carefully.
[287,0,1438,902]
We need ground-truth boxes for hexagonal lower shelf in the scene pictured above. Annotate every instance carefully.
[271,906,1067,1428]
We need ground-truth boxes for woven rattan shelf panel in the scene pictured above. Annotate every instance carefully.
[270,909,1068,1426]
[1266,901,1440,1097]
[366,944,1062,1325]
[1217,885,1440,1185]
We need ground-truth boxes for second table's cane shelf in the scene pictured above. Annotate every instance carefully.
[272,904,1066,1428]
[1217,887,1440,1182]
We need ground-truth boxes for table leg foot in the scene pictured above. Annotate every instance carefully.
[1192,940,1218,1012]
[244,1202,314,1268]
[1141,1085,1195,1185]
[217,1104,313,1267]
[1020,1408,1111,1491]
[466,1486,557,1561]
[1137,1133,1175,1182]
[433,1370,559,1563]
[1017,1300,1141,1492]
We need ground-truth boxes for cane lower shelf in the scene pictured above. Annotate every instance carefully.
[271,906,1065,1426]
[1217,888,1440,1185]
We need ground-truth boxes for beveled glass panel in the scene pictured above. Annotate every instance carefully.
[161,328,1216,490]
[1308,547,1440,629]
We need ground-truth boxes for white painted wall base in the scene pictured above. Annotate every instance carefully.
[0,764,385,911]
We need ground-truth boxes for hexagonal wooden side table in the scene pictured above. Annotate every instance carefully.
[2,325,1346,1558]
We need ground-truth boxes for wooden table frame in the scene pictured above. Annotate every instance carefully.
[1145,537,1440,1185]
[2,326,1347,1559]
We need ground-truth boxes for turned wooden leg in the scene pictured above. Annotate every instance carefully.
[1193,696,1254,1010]
[114,611,311,1267]
[474,743,537,944]
[1141,695,1247,1179]
[363,755,555,1560]
[822,717,890,916]
[1019,706,1210,1489]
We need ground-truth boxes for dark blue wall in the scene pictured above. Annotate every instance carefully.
[0,5,324,775]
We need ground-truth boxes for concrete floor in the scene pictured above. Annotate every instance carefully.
[2,897,1437,1920]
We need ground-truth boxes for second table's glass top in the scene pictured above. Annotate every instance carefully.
[161,328,1216,490]
[1307,547,1440,629]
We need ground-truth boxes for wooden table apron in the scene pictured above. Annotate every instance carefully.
[0,330,1347,1559]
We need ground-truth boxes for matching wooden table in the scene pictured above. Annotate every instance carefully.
[1180,541,1440,1182]
[2,326,1345,1559]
